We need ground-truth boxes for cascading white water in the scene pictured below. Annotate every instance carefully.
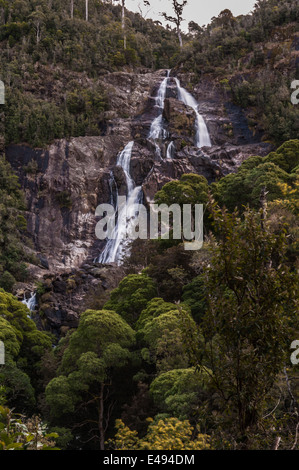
[148,70,170,143]
[166,141,175,160]
[97,141,143,265]
[22,292,37,317]
[97,69,210,265]
[174,78,211,148]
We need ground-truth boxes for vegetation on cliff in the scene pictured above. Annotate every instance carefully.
[0,0,298,452]
[176,0,298,145]
[0,0,180,147]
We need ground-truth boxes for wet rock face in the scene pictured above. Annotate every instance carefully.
[163,98,196,142]
[26,264,126,337]
[7,135,130,272]
[8,68,273,333]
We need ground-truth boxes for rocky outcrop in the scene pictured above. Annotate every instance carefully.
[7,136,129,272]
[7,68,273,334]
[163,98,196,142]
[16,263,126,337]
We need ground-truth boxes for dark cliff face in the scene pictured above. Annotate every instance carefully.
[7,69,272,334]
[7,136,127,272]
[7,70,272,272]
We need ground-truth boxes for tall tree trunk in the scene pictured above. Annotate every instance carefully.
[122,0,126,50]
[98,383,105,450]
[70,0,74,19]
[36,22,40,44]
[86,0,88,21]
[260,186,268,231]
[177,26,183,48]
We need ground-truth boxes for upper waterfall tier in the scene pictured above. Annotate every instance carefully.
[148,70,171,142]
[97,72,213,265]
[174,78,212,148]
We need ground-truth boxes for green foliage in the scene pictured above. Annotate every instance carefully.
[150,368,211,420]
[213,140,299,211]
[0,0,180,147]
[0,155,29,288]
[178,0,299,144]
[0,316,20,357]
[146,244,195,302]
[155,173,209,207]
[264,140,299,173]
[59,309,135,374]
[0,271,16,293]
[46,309,135,448]
[183,202,299,437]
[110,417,211,450]
[0,290,52,411]
[0,405,59,450]
[55,190,72,209]
[181,275,207,323]
[0,356,35,411]
[136,298,195,373]
[136,298,178,331]
[104,273,157,327]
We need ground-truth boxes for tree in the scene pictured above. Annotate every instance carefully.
[114,0,127,49]
[155,174,209,207]
[45,309,135,450]
[181,275,207,323]
[212,140,299,212]
[104,273,157,326]
[211,9,235,29]
[0,405,59,450]
[188,21,203,36]
[182,201,299,441]
[150,368,211,421]
[70,0,74,19]
[109,417,211,450]
[153,173,209,247]
[0,290,52,370]
[136,298,194,373]
[0,290,53,413]
[85,0,88,21]
[0,154,28,287]
[162,0,188,48]
[28,8,45,44]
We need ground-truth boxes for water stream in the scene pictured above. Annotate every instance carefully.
[174,77,211,148]
[97,71,212,264]
[22,292,37,317]
[96,141,143,265]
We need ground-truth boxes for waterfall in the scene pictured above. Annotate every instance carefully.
[97,69,211,265]
[97,141,143,265]
[166,141,175,160]
[148,70,171,143]
[174,78,211,148]
[22,292,37,317]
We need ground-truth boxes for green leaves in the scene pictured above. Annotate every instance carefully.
[0,155,28,289]
[45,376,77,417]
[155,173,209,207]
[104,274,157,327]
[150,368,211,420]
[185,202,299,436]
[46,309,135,425]
[0,405,60,450]
[213,140,299,212]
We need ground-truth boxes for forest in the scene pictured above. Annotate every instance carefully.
[0,0,298,453]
